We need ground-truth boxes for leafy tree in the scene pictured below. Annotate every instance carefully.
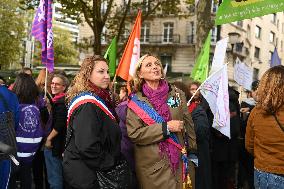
[33,27,79,65]
[21,0,189,54]
[0,0,25,69]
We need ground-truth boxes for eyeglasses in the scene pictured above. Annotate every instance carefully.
[51,82,64,87]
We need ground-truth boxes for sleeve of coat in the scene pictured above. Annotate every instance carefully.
[126,107,166,146]
[73,103,115,170]
[53,103,67,134]
[245,108,255,155]
[180,92,197,151]
[191,106,210,142]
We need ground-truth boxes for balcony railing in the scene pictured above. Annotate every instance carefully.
[119,34,180,44]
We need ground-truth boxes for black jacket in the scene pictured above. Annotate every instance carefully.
[51,96,67,157]
[191,105,212,189]
[63,102,123,189]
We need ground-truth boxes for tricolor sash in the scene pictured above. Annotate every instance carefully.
[128,94,191,188]
[67,92,115,126]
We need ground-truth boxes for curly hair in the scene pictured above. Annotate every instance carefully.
[256,65,284,114]
[66,55,108,103]
[130,54,165,92]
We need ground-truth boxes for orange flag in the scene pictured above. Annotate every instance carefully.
[116,10,142,81]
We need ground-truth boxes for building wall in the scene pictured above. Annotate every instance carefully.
[78,2,284,82]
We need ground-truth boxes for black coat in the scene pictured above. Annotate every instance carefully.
[191,105,212,189]
[63,102,123,189]
[51,96,67,157]
[202,87,241,162]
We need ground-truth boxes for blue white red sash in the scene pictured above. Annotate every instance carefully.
[128,94,190,183]
[67,92,115,126]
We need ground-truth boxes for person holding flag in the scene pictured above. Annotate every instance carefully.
[126,54,197,189]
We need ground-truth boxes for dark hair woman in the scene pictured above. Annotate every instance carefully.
[10,73,44,189]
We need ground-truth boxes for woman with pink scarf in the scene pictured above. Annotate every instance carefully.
[126,54,197,189]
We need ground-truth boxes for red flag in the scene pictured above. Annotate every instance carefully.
[116,10,141,81]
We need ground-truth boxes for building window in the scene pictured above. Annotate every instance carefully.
[253,68,259,81]
[247,25,251,38]
[141,23,150,43]
[236,21,243,27]
[211,27,217,43]
[122,23,130,41]
[163,22,174,43]
[269,31,275,43]
[254,47,260,59]
[101,26,107,44]
[188,21,195,44]
[271,13,277,24]
[255,26,261,39]
[160,55,172,72]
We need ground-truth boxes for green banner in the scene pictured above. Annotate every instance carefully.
[216,0,284,25]
[190,32,211,82]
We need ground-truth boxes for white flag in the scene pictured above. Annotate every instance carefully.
[234,58,253,90]
[200,64,230,138]
[210,37,228,75]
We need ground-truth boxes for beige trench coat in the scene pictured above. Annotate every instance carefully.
[126,85,197,189]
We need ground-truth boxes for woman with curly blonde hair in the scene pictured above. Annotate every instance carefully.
[63,55,133,189]
[245,65,284,189]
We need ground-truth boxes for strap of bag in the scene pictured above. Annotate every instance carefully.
[273,113,284,132]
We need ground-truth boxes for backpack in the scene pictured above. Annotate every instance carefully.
[0,93,17,161]
[16,104,43,163]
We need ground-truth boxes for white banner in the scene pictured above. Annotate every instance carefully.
[233,58,253,90]
[200,64,230,138]
[210,37,228,75]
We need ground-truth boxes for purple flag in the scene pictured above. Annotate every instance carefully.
[270,47,282,68]
[32,0,54,72]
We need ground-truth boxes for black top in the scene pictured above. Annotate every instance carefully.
[63,102,122,189]
[51,96,67,157]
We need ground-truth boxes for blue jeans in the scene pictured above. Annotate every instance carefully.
[254,169,284,189]
[44,148,63,189]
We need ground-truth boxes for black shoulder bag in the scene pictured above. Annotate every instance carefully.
[0,93,17,161]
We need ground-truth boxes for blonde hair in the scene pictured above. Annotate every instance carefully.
[256,65,284,114]
[130,54,165,92]
[66,55,108,103]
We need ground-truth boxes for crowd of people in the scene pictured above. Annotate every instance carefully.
[0,55,283,189]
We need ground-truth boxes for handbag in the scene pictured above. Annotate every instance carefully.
[96,159,135,189]
[0,93,17,161]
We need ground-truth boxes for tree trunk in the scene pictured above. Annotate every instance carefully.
[196,0,214,56]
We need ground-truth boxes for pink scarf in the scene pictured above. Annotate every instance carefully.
[52,93,65,103]
[143,80,180,172]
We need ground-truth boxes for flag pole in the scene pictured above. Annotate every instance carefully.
[44,67,48,99]
[111,75,117,94]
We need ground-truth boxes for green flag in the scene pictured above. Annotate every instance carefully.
[104,37,117,77]
[216,0,284,25]
[191,32,211,82]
